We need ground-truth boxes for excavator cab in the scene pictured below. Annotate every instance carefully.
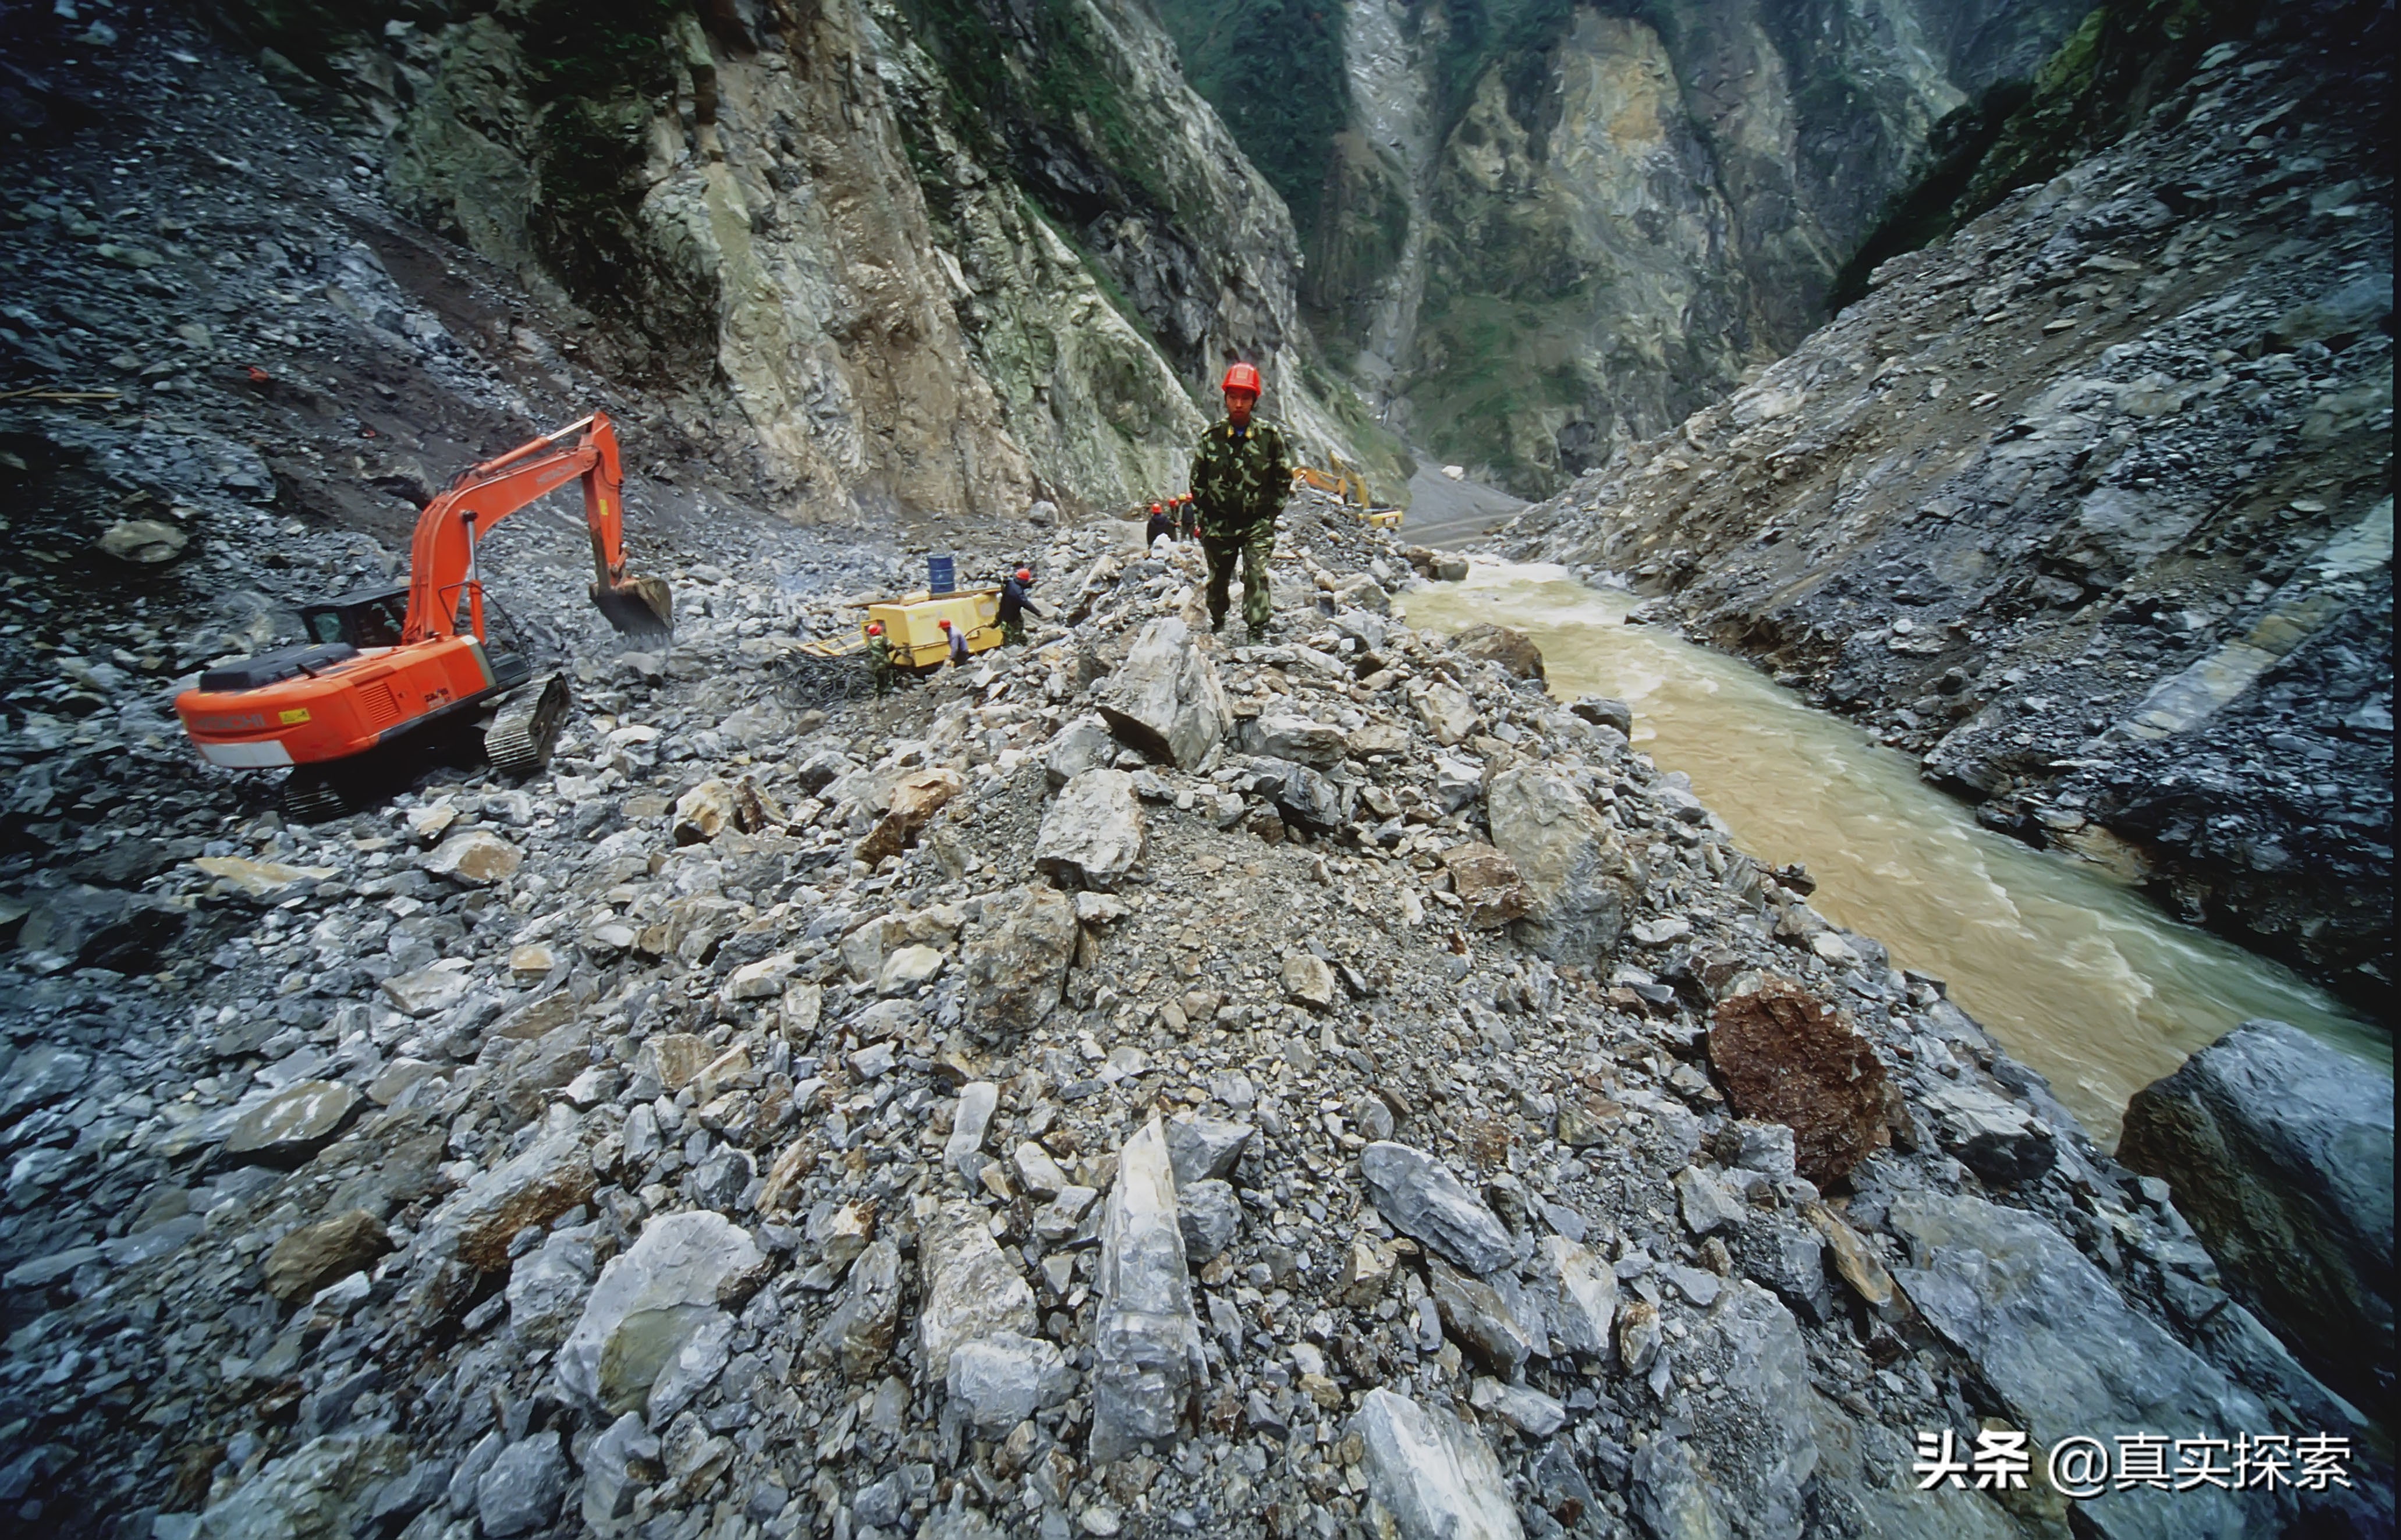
[297,587,409,651]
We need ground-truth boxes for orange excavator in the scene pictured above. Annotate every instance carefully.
[175,411,673,819]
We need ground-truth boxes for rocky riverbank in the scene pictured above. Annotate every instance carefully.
[1501,30,2392,1013]
[0,489,2388,1538]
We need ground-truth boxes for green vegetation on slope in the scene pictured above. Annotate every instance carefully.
[518,0,690,333]
[1148,0,1349,232]
[902,0,1183,221]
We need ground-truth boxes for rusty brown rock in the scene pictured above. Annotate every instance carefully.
[1707,977,1892,1186]
[855,768,966,864]
[448,1128,597,1272]
[263,1209,393,1303]
[1439,843,1530,929]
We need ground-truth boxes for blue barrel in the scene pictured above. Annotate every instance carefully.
[927,555,956,594]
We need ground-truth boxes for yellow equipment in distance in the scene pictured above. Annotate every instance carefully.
[1293,464,1368,505]
[1292,463,1403,530]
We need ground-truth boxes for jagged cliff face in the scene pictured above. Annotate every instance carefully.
[210,0,1397,521]
[1162,0,2088,495]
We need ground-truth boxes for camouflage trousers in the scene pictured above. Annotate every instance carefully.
[1002,617,1027,647]
[1201,521,1276,635]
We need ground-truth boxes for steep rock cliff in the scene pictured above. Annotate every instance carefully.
[1508,23,2393,1006]
[206,0,1399,519]
[1162,0,2088,495]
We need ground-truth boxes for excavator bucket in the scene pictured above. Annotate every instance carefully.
[592,575,675,640]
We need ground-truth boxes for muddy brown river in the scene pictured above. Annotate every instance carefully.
[1401,561,2388,1142]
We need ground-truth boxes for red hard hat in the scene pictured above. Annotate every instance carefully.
[1150,503,1164,513]
[1221,361,1262,396]
[938,618,952,630]
[866,622,882,636]
[1015,568,1033,583]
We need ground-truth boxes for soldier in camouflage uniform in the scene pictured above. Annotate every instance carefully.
[864,622,895,697]
[1189,361,1291,641]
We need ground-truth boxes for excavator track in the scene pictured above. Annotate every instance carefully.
[484,672,570,778]
[281,769,351,824]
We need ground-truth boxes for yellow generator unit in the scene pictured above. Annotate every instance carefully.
[865,587,1003,668]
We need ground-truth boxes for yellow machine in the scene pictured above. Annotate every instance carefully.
[868,587,1003,666]
[1293,464,1370,505]
[794,587,1003,669]
[1293,462,1401,527]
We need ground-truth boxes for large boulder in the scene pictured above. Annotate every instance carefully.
[555,1212,764,1415]
[98,517,188,563]
[1449,623,1544,680]
[1094,616,1229,769]
[195,1432,411,1540]
[1162,1115,1253,1186]
[423,828,524,886]
[1888,1190,2282,1540]
[1427,1258,1540,1378]
[1349,1388,1522,1540]
[2118,1020,2394,1407]
[918,1202,1038,1382]
[1413,682,1479,746]
[0,1044,90,1124]
[1707,978,1893,1187]
[224,1081,361,1166]
[855,768,964,864]
[1034,769,1145,890]
[1042,712,1116,786]
[15,884,187,973]
[1089,1117,1206,1463]
[1248,711,1346,768]
[437,1124,597,1272]
[960,885,1077,1032]
[1239,755,1346,831]
[948,1330,1069,1436]
[1485,767,1639,963]
[1690,1283,1820,1539]
[812,1237,904,1382]
[1358,1141,1513,1276]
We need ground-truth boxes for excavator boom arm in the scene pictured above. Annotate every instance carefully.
[401,411,669,643]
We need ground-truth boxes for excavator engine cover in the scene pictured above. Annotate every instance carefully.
[199,643,359,693]
[593,574,675,640]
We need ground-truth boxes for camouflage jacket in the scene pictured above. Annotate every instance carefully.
[1189,416,1292,537]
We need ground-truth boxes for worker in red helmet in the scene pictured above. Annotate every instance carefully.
[1178,492,1198,542]
[938,616,970,668]
[1189,360,1292,642]
[997,565,1041,647]
[864,620,894,696]
[1146,501,1175,548]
